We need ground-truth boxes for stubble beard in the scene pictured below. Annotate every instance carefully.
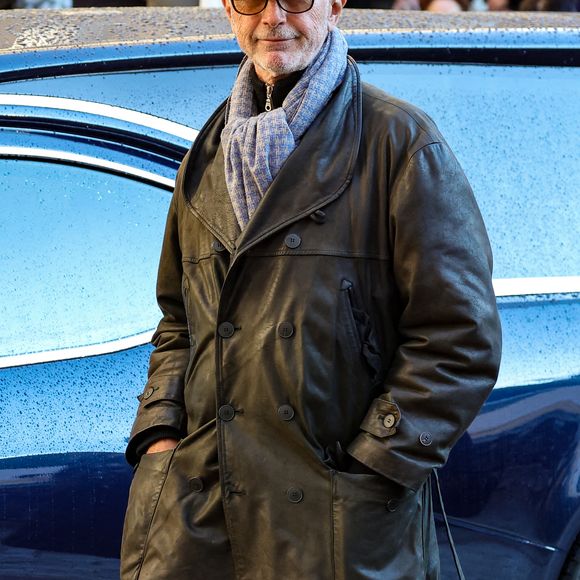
[255,51,300,79]
[251,32,308,80]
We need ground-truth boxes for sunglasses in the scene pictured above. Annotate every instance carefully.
[230,0,315,15]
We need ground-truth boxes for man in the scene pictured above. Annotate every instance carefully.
[120,1,502,578]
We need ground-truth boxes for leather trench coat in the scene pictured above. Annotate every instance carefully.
[121,57,502,580]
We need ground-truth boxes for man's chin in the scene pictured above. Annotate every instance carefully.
[255,57,301,81]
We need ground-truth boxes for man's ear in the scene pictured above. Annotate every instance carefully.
[222,0,232,19]
[329,0,347,27]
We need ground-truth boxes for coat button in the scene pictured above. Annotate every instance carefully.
[386,498,399,512]
[218,404,236,421]
[190,477,204,493]
[419,432,433,446]
[277,404,295,421]
[142,387,155,400]
[284,233,302,249]
[287,487,304,503]
[218,322,235,338]
[383,414,396,429]
[309,209,327,224]
[212,239,226,252]
[277,321,294,338]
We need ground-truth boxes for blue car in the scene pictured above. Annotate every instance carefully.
[0,8,578,579]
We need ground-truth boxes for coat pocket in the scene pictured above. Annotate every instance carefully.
[120,448,176,580]
[331,470,423,580]
[182,276,196,350]
[339,279,383,384]
[339,279,363,357]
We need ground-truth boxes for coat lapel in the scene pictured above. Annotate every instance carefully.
[185,58,362,257]
[185,103,241,254]
[235,59,362,256]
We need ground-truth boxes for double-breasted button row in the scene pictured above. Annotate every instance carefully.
[286,487,304,503]
[277,404,295,421]
[217,401,299,506]
[218,322,235,338]
[277,321,294,338]
[419,431,433,446]
[284,233,301,249]
[212,239,226,252]
[218,404,236,421]
[219,321,296,340]
[190,477,204,493]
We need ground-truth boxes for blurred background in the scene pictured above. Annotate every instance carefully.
[3,0,579,19]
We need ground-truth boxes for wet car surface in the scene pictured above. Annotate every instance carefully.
[0,8,578,579]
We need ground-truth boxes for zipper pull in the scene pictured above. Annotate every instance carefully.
[265,84,273,112]
[340,279,353,291]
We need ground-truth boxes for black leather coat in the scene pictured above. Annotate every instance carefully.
[121,57,502,580]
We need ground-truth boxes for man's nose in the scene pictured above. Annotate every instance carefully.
[261,0,287,26]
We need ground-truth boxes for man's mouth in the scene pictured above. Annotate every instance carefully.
[256,34,298,42]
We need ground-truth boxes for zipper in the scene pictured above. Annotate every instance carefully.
[340,279,384,382]
[340,279,363,353]
[265,84,273,112]
[182,278,194,346]
[182,278,197,386]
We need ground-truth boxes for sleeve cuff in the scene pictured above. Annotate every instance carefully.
[347,432,432,492]
[126,422,183,467]
[133,427,182,461]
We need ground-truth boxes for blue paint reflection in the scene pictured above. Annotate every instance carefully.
[0,159,170,358]
[0,345,152,457]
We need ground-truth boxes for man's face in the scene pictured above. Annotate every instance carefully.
[223,0,345,84]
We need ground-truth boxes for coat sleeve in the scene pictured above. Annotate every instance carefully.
[347,141,502,491]
[125,158,191,466]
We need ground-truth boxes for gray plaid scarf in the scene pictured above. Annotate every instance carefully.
[221,27,348,229]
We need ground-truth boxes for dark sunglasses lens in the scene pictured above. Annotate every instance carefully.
[279,0,314,12]
[232,0,268,14]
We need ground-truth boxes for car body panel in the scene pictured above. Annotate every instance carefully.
[1,61,577,281]
[0,9,578,580]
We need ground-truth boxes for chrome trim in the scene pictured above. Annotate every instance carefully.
[0,146,176,188]
[345,26,579,36]
[438,515,559,552]
[493,276,580,297]
[0,331,154,369]
[0,94,199,143]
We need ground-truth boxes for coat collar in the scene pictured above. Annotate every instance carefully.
[185,57,362,257]
[182,101,241,252]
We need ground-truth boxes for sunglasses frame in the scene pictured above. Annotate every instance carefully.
[230,0,315,15]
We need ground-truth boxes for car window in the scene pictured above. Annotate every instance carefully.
[0,158,171,361]
[3,62,577,280]
[0,67,237,133]
[359,63,580,280]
